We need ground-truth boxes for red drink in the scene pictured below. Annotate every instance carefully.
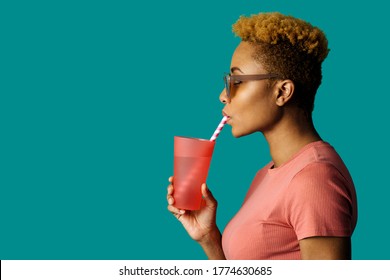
[173,136,215,210]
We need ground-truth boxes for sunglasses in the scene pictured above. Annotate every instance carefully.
[223,73,280,99]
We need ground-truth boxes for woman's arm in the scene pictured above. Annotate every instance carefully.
[299,236,351,259]
[198,227,226,260]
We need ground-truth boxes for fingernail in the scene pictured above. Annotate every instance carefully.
[168,198,174,205]
[179,210,185,214]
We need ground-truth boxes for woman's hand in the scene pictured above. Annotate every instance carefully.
[166,176,226,259]
[166,176,219,242]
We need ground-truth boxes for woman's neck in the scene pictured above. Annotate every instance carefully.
[263,111,321,168]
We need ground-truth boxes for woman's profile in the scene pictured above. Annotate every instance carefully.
[167,12,357,260]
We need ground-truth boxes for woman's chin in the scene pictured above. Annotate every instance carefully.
[231,127,248,138]
[231,125,258,138]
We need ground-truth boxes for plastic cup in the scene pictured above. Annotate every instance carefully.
[173,136,215,210]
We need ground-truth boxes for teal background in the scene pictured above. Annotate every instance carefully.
[1,0,388,260]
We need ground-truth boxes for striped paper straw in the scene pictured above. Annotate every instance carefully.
[210,116,229,141]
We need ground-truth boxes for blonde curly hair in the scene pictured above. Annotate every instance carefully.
[233,12,330,113]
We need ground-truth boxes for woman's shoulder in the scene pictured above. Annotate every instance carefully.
[284,141,350,177]
[266,140,354,187]
[301,141,353,184]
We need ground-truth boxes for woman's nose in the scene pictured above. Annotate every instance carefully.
[219,88,229,104]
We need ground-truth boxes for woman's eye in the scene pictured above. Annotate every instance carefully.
[233,80,242,86]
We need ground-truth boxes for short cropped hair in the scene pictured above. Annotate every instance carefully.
[233,12,329,113]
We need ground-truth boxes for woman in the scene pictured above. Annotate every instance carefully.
[167,12,357,260]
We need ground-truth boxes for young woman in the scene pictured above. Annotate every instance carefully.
[167,12,357,260]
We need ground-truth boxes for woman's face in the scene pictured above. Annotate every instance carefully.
[220,41,282,138]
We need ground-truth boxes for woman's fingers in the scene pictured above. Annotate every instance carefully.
[167,176,174,203]
[167,193,174,205]
[166,176,186,217]
[167,184,173,195]
[167,204,185,215]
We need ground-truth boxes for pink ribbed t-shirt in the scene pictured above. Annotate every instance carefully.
[222,141,357,260]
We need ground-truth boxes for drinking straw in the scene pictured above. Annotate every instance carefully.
[210,116,229,141]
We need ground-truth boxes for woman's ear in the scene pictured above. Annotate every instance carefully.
[275,80,295,106]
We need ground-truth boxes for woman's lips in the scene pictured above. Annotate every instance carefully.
[222,111,231,123]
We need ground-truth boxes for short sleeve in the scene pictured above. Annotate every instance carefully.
[285,162,356,240]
